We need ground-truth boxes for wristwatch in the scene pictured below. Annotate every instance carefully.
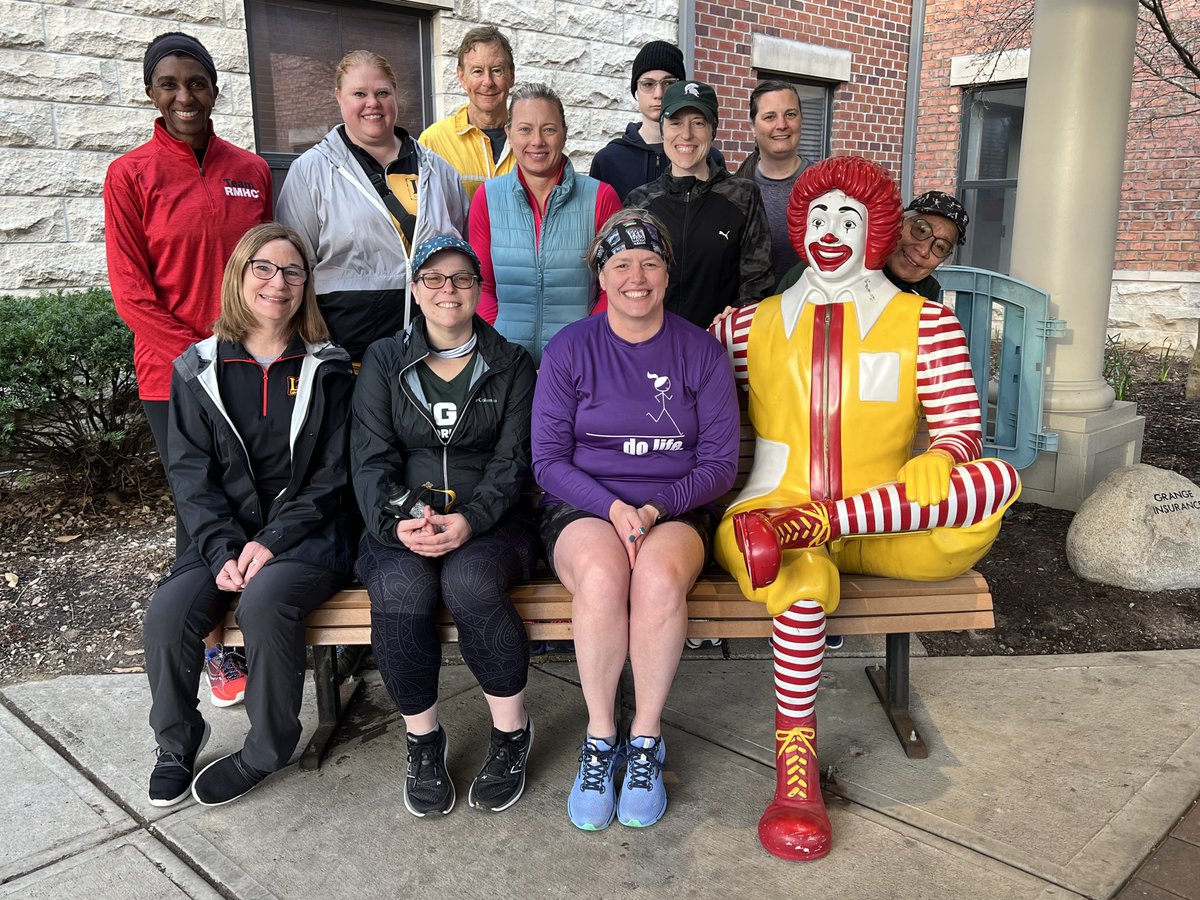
[647,500,669,525]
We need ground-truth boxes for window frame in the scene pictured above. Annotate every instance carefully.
[245,0,435,178]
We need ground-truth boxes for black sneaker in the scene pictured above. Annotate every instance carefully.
[468,717,534,812]
[404,725,455,817]
[148,720,210,807]
[191,751,270,806]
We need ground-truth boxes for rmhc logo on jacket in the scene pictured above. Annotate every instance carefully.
[223,178,262,199]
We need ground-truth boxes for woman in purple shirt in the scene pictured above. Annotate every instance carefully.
[532,210,739,832]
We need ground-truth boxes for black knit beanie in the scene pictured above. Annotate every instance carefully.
[143,32,218,87]
[630,41,686,96]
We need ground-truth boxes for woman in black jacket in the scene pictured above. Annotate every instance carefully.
[143,223,355,809]
[352,234,538,818]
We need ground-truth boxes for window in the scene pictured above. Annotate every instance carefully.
[957,84,1026,273]
[246,0,432,199]
[755,73,834,163]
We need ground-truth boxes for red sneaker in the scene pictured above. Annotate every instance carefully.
[758,711,832,861]
[206,645,247,708]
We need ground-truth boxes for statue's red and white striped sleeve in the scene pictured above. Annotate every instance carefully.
[917,300,983,463]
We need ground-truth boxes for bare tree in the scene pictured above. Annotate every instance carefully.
[957,0,1198,131]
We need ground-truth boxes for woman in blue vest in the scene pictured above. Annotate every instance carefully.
[468,83,622,364]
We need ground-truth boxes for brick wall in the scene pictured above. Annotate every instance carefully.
[692,0,913,176]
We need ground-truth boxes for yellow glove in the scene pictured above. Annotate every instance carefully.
[897,449,955,507]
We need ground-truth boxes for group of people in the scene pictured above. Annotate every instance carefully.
[105,26,1008,862]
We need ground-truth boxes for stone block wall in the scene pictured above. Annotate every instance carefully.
[0,0,254,295]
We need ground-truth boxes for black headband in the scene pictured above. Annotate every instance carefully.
[593,216,670,270]
[144,34,218,87]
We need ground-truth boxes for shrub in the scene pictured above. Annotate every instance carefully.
[0,288,156,494]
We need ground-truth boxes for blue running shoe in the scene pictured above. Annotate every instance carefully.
[568,734,623,831]
[617,735,667,827]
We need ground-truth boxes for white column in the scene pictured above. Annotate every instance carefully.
[1009,0,1144,509]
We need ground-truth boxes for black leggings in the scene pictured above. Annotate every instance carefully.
[355,516,540,716]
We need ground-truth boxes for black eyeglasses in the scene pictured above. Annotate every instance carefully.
[248,259,308,285]
[637,77,679,94]
[415,272,480,290]
[908,217,955,259]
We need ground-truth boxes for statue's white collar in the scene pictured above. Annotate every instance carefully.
[780,267,900,340]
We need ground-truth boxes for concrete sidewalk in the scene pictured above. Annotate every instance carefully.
[2,650,1199,899]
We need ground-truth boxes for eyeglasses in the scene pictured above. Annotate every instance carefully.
[908,217,955,259]
[248,259,308,285]
[637,77,679,94]
[415,272,480,290]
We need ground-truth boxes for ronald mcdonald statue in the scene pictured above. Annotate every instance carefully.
[711,156,1020,862]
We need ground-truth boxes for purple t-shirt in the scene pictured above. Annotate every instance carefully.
[532,311,740,518]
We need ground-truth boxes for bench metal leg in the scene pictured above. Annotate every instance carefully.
[865,633,929,759]
[300,646,363,770]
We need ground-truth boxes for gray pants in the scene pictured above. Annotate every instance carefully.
[143,549,342,772]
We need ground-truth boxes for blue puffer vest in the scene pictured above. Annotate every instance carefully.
[488,161,599,364]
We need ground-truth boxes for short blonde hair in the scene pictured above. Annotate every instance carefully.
[213,223,329,345]
[334,50,397,93]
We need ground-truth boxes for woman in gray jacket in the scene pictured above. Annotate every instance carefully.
[277,50,468,361]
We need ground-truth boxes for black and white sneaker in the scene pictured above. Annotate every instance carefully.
[468,717,534,812]
[404,725,455,817]
[191,750,270,806]
[148,720,210,807]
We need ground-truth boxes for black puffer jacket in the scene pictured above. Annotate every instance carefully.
[168,336,356,578]
[351,315,535,546]
[625,166,775,327]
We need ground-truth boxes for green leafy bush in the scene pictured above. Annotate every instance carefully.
[0,288,156,494]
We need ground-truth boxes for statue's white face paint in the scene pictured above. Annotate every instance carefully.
[805,190,870,289]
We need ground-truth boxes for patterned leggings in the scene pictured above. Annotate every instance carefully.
[355,516,541,716]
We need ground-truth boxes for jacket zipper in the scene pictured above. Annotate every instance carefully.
[399,353,506,509]
[821,304,832,497]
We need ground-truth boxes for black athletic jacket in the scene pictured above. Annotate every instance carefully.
[167,336,356,578]
[351,315,536,546]
[626,166,775,328]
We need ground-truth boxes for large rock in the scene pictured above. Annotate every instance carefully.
[1067,464,1200,591]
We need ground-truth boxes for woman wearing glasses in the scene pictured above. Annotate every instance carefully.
[142,223,356,808]
[352,235,539,818]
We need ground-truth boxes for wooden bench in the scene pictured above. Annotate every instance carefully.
[223,567,992,768]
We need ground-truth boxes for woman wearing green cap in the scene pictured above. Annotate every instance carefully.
[352,234,538,818]
[626,80,774,329]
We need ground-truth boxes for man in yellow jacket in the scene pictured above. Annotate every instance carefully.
[419,26,516,200]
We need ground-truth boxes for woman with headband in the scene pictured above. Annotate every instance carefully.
[105,32,272,707]
[531,210,739,831]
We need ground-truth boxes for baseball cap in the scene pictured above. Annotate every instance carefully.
[409,234,481,277]
[660,80,719,129]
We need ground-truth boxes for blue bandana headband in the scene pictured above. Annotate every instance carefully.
[593,215,670,270]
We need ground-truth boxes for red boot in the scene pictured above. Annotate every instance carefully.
[758,711,832,861]
[733,501,835,589]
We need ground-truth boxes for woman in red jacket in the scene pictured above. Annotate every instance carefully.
[104,32,272,705]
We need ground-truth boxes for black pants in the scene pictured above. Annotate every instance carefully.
[143,399,189,554]
[143,548,343,771]
[355,516,540,716]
